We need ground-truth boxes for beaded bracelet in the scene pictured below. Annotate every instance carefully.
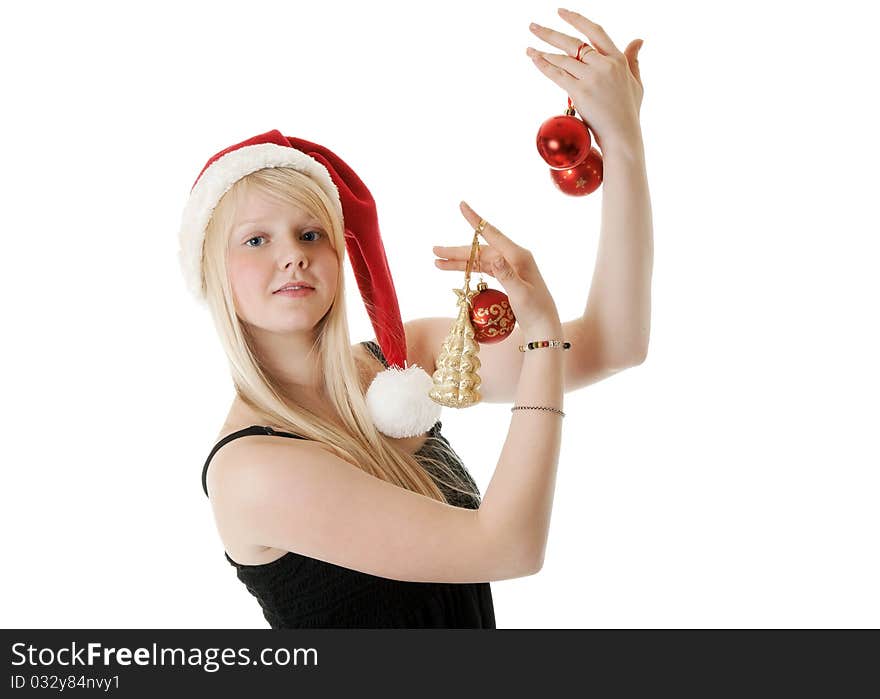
[511,405,566,417]
[518,339,572,352]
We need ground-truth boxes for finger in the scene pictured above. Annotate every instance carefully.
[432,243,490,259]
[557,8,621,56]
[459,201,525,257]
[526,48,589,80]
[529,22,596,64]
[527,49,580,91]
[434,258,496,276]
[434,245,503,268]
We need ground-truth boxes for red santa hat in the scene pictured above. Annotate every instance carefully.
[177,128,441,439]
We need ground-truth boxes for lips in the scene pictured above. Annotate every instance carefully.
[274,283,314,293]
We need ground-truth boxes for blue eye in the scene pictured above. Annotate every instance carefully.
[244,230,322,247]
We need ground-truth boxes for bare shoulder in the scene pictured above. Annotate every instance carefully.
[208,433,334,507]
[207,431,337,496]
[207,389,341,565]
[206,429,338,565]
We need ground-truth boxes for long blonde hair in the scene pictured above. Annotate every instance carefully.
[201,166,478,504]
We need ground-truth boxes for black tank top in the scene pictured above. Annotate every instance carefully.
[200,340,496,629]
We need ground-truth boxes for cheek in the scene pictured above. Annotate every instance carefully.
[323,266,341,300]
[228,254,269,301]
[325,259,340,288]
[324,249,341,282]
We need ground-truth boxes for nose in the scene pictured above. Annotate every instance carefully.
[280,240,309,271]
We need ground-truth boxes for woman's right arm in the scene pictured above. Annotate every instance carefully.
[209,319,564,585]
[208,435,536,583]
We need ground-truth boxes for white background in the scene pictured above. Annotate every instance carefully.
[1,0,878,629]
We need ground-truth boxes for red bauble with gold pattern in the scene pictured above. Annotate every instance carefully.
[469,281,516,344]
[536,113,592,170]
[549,146,603,196]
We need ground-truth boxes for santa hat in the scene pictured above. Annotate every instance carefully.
[177,128,441,439]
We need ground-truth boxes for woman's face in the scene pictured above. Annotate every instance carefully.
[227,187,339,333]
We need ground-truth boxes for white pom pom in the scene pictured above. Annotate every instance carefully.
[365,365,442,439]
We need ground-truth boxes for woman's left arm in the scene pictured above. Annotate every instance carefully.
[580,132,652,365]
[529,8,652,365]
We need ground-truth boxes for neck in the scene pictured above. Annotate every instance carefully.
[247,323,324,394]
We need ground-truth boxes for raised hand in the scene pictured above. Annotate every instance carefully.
[527,8,644,152]
[433,201,561,333]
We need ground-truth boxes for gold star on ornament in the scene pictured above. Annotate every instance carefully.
[453,285,478,310]
[576,177,587,188]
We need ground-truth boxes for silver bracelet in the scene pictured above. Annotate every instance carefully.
[511,405,566,417]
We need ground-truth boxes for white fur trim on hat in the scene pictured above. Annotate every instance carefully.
[177,142,343,303]
[366,365,442,439]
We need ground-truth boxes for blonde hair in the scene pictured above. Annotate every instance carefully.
[201,166,478,504]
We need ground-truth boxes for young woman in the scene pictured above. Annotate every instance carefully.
[179,128,563,629]
[181,13,649,629]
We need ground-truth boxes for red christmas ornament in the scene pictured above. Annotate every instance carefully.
[549,146,603,196]
[536,111,591,170]
[469,281,516,344]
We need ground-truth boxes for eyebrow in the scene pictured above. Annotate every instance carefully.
[233,217,322,234]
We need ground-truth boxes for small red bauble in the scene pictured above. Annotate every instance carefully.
[469,282,516,344]
[549,146,603,196]
[536,114,592,170]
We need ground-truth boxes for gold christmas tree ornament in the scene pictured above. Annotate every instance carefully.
[429,229,485,408]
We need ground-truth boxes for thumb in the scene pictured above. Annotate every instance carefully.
[624,39,643,84]
[492,255,516,283]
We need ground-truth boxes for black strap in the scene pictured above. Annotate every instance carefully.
[361,339,389,369]
[201,425,304,498]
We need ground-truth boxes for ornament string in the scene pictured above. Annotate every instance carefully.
[475,235,485,285]
[566,42,591,116]
[462,230,481,309]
